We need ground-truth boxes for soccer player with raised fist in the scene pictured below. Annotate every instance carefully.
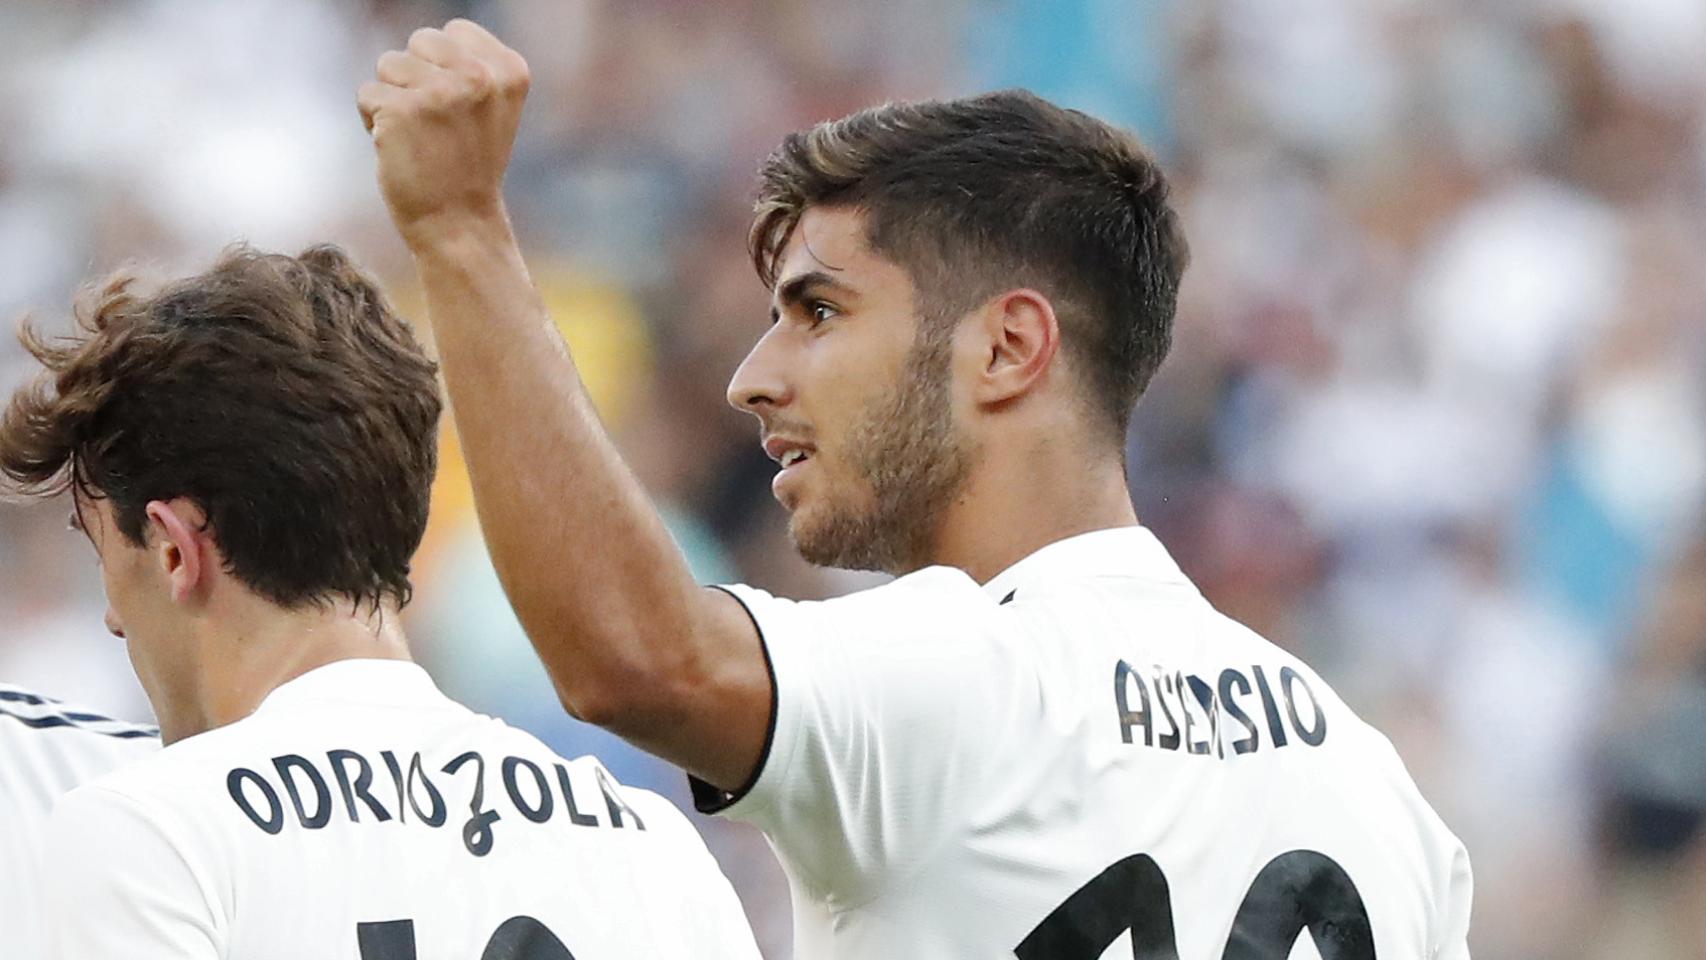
[363,20,1473,958]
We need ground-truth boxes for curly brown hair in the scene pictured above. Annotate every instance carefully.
[750,89,1190,444]
[0,243,442,610]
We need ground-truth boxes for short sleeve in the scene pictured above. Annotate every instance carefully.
[43,785,221,960]
[693,567,1030,909]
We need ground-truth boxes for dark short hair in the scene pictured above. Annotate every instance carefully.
[0,244,442,610]
[751,89,1190,442]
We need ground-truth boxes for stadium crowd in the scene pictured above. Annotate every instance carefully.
[2,0,1704,956]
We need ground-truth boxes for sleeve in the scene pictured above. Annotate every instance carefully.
[690,568,1028,908]
[43,785,221,960]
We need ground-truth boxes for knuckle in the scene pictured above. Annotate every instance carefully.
[406,27,440,52]
[457,62,497,97]
[502,58,531,93]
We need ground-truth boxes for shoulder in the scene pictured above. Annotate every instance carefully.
[0,684,158,788]
[620,783,700,838]
[0,683,158,743]
[722,565,1002,644]
[75,714,259,809]
[46,776,196,876]
[558,757,708,846]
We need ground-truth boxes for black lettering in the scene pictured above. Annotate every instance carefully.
[1187,675,1214,760]
[1281,667,1328,747]
[357,919,416,960]
[358,916,579,960]
[555,764,598,827]
[1018,850,1373,959]
[1153,667,1181,751]
[443,751,501,856]
[406,752,446,827]
[381,750,409,823]
[480,916,578,960]
[273,754,332,829]
[595,767,645,831]
[1224,850,1372,958]
[503,757,554,824]
[1016,853,1179,959]
[1252,665,1289,749]
[1113,660,1153,746]
[227,767,284,835]
[1180,672,1213,756]
[1219,669,1260,755]
[328,749,393,823]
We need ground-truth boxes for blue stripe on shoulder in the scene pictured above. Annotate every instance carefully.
[0,693,158,739]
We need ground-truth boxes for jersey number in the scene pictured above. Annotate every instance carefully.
[1016,850,1373,959]
[357,917,576,960]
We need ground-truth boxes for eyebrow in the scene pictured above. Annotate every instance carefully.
[773,271,857,312]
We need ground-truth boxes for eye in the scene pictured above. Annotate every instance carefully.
[808,300,840,326]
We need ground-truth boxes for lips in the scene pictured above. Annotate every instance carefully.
[763,435,815,467]
[764,435,816,504]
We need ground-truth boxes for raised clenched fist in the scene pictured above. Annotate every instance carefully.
[358,19,530,250]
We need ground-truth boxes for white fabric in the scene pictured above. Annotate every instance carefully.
[0,683,158,960]
[710,526,1473,959]
[40,660,761,960]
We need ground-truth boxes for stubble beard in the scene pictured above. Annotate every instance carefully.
[790,326,974,574]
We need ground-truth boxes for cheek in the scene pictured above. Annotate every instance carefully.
[96,563,127,618]
[101,551,161,624]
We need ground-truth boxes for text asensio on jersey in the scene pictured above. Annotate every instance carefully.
[223,749,647,855]
[1114,661,1328,756]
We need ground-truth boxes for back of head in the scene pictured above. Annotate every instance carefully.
[750,89,1190,445]
[0,244,442,610]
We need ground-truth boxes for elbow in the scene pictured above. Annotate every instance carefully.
[552,659,686,733]
[534,594,718,734]
[554,675,637,729]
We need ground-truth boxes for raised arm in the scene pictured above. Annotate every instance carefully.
[357,19,769,791]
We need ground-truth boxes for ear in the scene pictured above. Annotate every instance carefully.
[143,499,210,605]
[970,288,1060,407]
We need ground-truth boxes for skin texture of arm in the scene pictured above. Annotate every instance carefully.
[358,20,770,790]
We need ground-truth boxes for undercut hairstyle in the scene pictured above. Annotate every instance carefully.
[751,89,1190,443]
[0,244,442,611]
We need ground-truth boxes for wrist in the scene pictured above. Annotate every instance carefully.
[398,204,516,261]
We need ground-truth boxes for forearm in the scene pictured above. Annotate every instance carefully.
[410,214,702,716]
[361,20,770,788]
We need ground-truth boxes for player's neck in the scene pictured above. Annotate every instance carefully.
[182,599,413,741]
[922,442,1138,585]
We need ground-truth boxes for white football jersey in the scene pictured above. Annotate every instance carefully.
[0,683,158,960]
[694,526,1473,959]
[41,659,761,960]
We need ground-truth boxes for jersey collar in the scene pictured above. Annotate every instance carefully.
[255,659,443,713]
[979,525,1193,603]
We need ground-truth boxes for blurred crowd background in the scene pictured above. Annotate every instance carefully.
[3,0,1705,956]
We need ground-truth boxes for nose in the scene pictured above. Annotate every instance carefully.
[726,324,793,416]
[104,608,125,640]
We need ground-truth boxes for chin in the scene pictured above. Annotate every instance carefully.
[788,507,900,574]
[786,510,833,564]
